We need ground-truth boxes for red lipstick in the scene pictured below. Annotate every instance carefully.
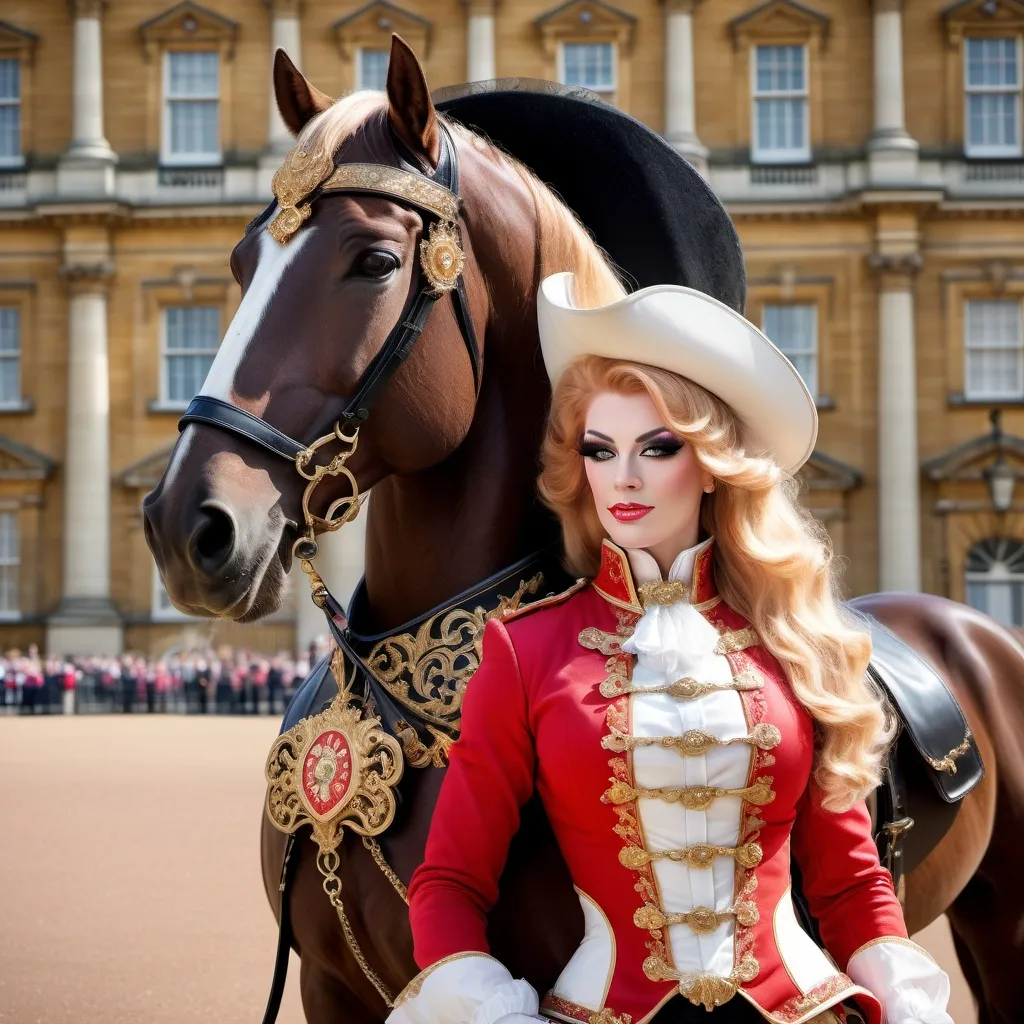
[609,502,653,522]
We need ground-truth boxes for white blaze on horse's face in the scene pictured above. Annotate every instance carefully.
[200,224,316,405]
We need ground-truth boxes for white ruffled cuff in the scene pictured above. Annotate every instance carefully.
[386,953,540,1024]
[846,938,953,1024]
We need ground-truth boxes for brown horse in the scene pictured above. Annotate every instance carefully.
[142,41,1024,1024]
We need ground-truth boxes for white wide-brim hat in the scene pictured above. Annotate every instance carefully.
[537,272,817,473]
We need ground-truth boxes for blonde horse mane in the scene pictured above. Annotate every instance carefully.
[295,91,627,311]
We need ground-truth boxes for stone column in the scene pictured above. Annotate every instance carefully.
[870,251,923,593]
[265,0,303,156]
[58,0,117,196]
[868,0,918,184]
[48,234,122,656]
[662,0,708,174]
[464,0,497,83]
[293,506,368,655]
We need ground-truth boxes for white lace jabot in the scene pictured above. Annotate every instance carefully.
[620,537,720,679]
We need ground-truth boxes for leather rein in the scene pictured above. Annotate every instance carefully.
[177,123,480,566]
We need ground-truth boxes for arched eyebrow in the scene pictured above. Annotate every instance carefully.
[584,427,676,444]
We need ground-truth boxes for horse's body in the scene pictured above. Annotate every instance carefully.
[144,41,1024,1024]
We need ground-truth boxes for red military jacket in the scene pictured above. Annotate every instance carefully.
[408,540,908,1024]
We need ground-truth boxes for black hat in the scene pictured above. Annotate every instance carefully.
[434,79,746,313]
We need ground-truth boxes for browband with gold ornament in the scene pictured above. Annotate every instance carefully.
[269,147,462,246]
[320,163,461,222]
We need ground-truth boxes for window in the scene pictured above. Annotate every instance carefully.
[0,307,20,404]
[357,49,389,91]
[752,45,809,163]
[0,58,19,166]
[163,51,220,165]
[964,299,1024,400]
[162,306,219,405]
[559,42,616,101]
[0,512,20,617]
[763,304,817,398]
[966,537,1024,627]
[965,37,1022,157]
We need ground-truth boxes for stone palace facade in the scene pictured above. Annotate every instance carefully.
[1,0,1023,656]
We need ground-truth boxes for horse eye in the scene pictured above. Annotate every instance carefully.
[356,251,399,279]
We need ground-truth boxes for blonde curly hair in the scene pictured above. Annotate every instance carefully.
[538,355,894,812]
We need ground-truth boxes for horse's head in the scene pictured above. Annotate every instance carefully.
[143,39,495,621]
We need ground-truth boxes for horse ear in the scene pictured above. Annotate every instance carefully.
[273,49,334,137]
[386,35,440,167]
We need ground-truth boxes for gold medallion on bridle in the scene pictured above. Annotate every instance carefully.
[269,146,335,244]
[419,220,465,293]
[265,659,404,857]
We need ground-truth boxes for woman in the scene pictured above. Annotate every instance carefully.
[388,274,952,1024]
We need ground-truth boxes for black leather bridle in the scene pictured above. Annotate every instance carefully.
[177,125,481,542]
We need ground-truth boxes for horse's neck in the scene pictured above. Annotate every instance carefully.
[361,145,554,631]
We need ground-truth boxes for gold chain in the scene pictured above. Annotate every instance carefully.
[362,836,409,904]
[317,849,396,1007]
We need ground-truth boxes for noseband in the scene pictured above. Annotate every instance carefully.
[177,124,480,585]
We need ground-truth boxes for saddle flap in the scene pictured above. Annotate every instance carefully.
[863,616,984,804]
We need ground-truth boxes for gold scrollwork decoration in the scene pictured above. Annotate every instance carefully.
[365,574,544,738]
[269,146,336,244]
[925,730,973,774]
[265,681,404,858]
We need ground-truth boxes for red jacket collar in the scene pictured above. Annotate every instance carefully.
[592,538,718,612]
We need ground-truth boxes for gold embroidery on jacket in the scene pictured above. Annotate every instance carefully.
[598,666,763,701]
[715,626,759,655]
[602,723,781,756]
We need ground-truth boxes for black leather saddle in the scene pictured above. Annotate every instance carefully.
[858,612,984,892]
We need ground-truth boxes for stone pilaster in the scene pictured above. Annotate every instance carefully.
[265,0,303,156]
[47,236,122,656]
[58,0,117,197]
[869,250,923,593]
[662,0,707,174]
[463,0,497,83]
[867,0,918,184]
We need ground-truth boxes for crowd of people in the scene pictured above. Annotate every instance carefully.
[0,642,331,716]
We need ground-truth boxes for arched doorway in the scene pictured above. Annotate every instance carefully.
[965,537,1024,627]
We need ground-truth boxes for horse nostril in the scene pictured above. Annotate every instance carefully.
[189,504,237,576]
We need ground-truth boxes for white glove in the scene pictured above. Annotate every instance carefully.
[847,939,952,1024]
[884,988,954,1024]
[494,1017,547,1024]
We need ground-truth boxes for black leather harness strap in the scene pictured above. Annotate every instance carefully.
[261,833,297,1024]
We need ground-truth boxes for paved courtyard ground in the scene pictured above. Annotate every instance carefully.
[0,716,976,1024]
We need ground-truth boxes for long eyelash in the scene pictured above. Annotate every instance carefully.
[641,441,684,457]
[578,440,613,459]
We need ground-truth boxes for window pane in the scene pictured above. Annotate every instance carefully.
[169,100,219,156]
[0,308,20,353]
[0,59,19,101]
[168,52,219,97]
[755,98,807,153]
[166,306,219,351]
[167,354,216,402]
[763,304,817,396]
[968,92,1019,148]
[966,37,1018,88]
[0,104,19,159]
[0,358,20,404]
[359,50,389,91]
[0,513,20,613]
[562,43,614,90]
[755,46,805,94]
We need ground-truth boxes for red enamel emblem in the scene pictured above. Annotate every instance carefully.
[302,729,354,817]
